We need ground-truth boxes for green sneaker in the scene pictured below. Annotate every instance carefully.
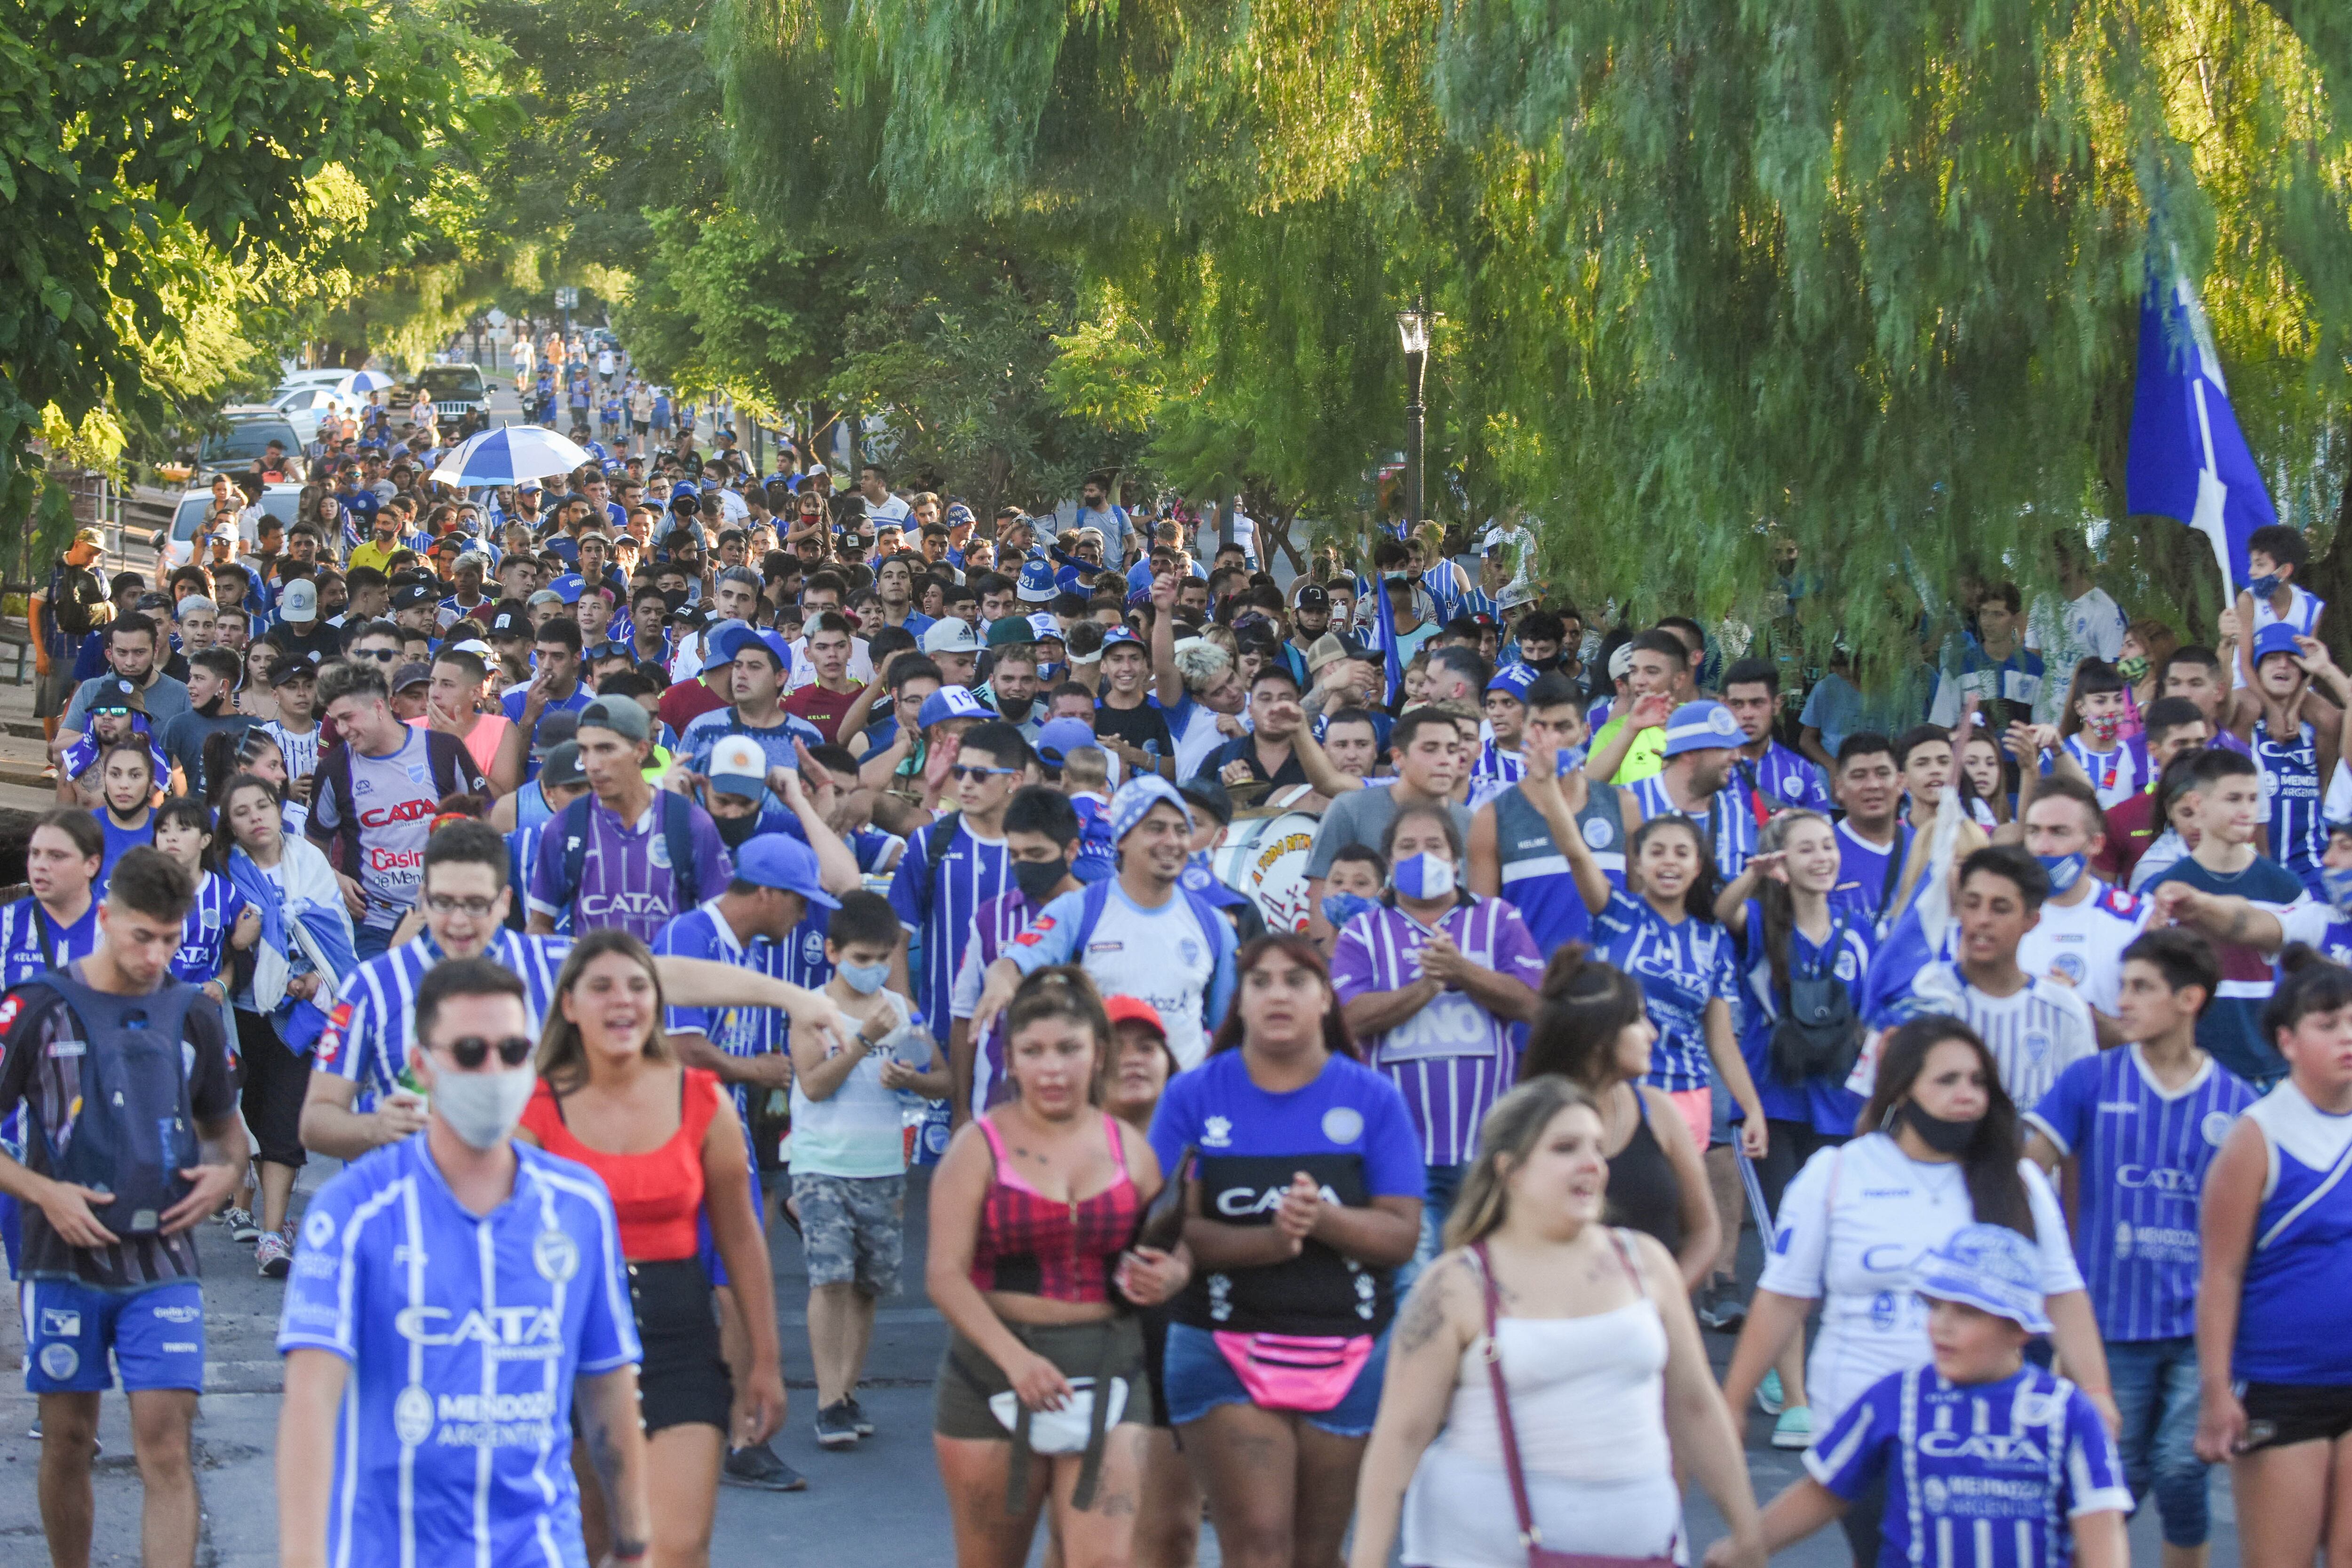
[1757,1368,1785,1416]
[1771,1406,1812,1450]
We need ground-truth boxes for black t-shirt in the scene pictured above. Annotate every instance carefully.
[0,974,235,1288]
[1093,698,1175,762]
[42,565,107,655]
[1205,731,1309,790]
[159,708,254,796]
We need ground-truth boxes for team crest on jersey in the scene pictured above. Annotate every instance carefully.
[533,1228,579,1283]
[1321,1107,1363,1145]
[1179,938,1202,966]
[304,1210,337,1249]
[1834,951,1859,983]
[648,832,672,869]
[2202,1111,2235,1147]
[2114,1221,2134,1257]
[2023,1031,2052,1061]
[394,1384,435,1446]
[1922,1478,1947,1512]
[1582,819,1614,849]
[2050,953,2086,983]
[1201,1116,1233,1148]
[38,1343,77,1380]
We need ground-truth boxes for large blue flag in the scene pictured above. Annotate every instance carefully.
[1374,572,1405,705]
[2126,250,2276,589]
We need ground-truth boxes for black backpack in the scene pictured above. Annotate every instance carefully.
[31,972,203,1238]
[1766,917,1865,1084]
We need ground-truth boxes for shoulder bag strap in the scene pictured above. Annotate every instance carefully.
[1470,1242,1547,1557]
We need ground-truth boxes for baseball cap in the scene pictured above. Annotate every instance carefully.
[2252,623,2303,665]
[921,619,981,656]
[1098,626,1144,653]
[393,583,437,611]
[278,579,319,624]
[918,685,992,730]
[539,740,587,789]
[986,616,1032,648]
[88,676,145,715]
[715,623,795,675]
[1102,995,1168,1038]
[391,661,432,693]
[1305,633,1351,676]
[486,600,529,638]
[265,654,317,686]
[699,618,751,673]
[1607,642,1637,681]
[577,696,652,743]
[1108,775,1193,843]
[1661,700,1742,758]
[1017,559,1058,604]
[1035,717,1098,770]
[1294,584,1330,613]
[516,478,543,493]
[707,734,770,800]
[733,835,842,909]
[1911,1222,2053,1333]
[71,526,105,551]
[1027,613,1065,644]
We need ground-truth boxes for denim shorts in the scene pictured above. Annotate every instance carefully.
[23,1278,205,1393]
[1161,1321,1388,1437]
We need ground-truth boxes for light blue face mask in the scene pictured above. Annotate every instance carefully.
[1554,744,1589,777]
[1321,892,1375,930]
[1036,661,1065,682]
[839,961,890,996]
[1392,852,1458,901]
[2035,852,2086,897]
[2323,864,2352,917]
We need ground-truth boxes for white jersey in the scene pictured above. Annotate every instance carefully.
[785,634,874,690]
[2025,587,2127,725]
[2015,878,2149,1022]
[1757,1132,2083,1432]
[1082,888,1218,1067]
[1879,963,2098,1110]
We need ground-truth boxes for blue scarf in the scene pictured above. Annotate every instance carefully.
[226,845,358,1054]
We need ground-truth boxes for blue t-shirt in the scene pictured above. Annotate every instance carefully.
[1829,819,1915,929]
[1591,889,1737,1093]
[1805,1363,2131,1568]
[275,1136,640,1568]
[168,870,249,987]
[1737,900,1872,1135]
[0,895,102,990]
[2026,1047,2257,1342]
[1147,1049,1423,1337]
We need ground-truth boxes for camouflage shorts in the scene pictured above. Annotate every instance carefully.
[791,1172,905,1296]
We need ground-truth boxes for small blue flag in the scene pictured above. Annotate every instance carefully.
[1374,572,1405,706]
[2125,245,2276,589]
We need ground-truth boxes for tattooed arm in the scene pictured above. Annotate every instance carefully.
[1346,1252,1480,1568]
[576,1365,652,1562]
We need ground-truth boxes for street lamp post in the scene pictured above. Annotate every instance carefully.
[1397,308,1430,534]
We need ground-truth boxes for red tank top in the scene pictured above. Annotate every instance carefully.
[969,1113,1142,1304]
[521,1067,719,1261]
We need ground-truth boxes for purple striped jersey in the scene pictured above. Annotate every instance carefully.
[888,821,1011,1052]
[948,886,1053,1118]
[2025,1046,2256,1341]
[1327,896,1546,1166]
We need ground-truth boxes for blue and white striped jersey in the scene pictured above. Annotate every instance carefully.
[1805,1363,2131,1568]
[1628,772,1756,882]
[275,1136,639,1568]
[2026,1046,2255,1342]
[2058,732,2153,812]
[313,930,572,1100]
[167,870,248,987]
[2254,717,2326,895]
[888,821,1011,1045]
[0,895,100,991]
[1591,888,1738,1093]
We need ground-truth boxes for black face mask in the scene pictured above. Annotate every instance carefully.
[994,690,1034,722]
[1903,1100,1979,1156]
[713,810,761,849]
[662,588,690,612]
[1012,859,1067,906]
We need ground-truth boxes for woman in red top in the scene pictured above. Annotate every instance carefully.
[517,930,784,1568]
[927,966,1190,1568]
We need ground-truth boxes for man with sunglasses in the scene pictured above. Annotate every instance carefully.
[303,821,845,1161]
[277,957,653,1568]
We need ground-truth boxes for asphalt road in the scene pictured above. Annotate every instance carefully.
[0,1161,2239,1568]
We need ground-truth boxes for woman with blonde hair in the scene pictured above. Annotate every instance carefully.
[1349,1077,1764,1568]
[516,929,783,1568]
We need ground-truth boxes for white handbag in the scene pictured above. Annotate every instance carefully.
[987,1376,1128,1453]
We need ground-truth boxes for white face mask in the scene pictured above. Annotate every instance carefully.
[429,1062,536,1151]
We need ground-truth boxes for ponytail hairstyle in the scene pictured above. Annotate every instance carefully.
[1002,964,1114,1104]
[1443,1077,1602,1251]
[1755,809,1835,997]
[1522,944,1647,1089]
[2263,945,2352,1059]
[1858,1016,2035,1238]
[1628,812,1720,922]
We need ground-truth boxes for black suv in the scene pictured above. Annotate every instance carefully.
[413,366,491,439]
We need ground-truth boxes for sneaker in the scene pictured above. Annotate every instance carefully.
[722,1439,809,1491]
[1757,1368,1785,1416]
[814,1401,859,1449]
[1694,1279,1746,1333]
[844,1397,874,1437]
[256,1231,292,1278]
[225,1207,261,1243]
[1771,1406,1813,1450]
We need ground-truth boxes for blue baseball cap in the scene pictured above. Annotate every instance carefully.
[1035,717,1098,769]
[715,622,794,675]
[1028,613,1065,645]
[918,685,992,730]
[732,834,841,909]
[699,619,751,673]
[1661,700,1743,758]
[1017,559,1058,604]
[2252,623,2303,666]
[1912,1222,2051,1333]
[1097,625,1143,651]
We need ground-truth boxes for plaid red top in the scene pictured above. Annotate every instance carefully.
[969,1114,1139,1304]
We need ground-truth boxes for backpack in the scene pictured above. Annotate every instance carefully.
[27,971,203,1239]
[314,729,471,877]
[1064,877,1232,1028]
[1766,916,1865,1084]
[545,791,703,920]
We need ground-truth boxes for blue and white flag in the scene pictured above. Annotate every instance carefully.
[2126,248,2276,589]
[1374,572,1406,705]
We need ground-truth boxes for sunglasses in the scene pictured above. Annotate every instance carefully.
[949,764,1017,782]
[356,649,401,663]
[436,1034,536,1070]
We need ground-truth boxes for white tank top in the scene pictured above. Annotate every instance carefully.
[1437,1295,1670,1484]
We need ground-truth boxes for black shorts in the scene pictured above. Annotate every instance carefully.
[2239,1381,2352,1452]
[236,1007,308,1169]
[630,1258,732,1435]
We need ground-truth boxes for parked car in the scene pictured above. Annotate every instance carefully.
[268,385,335,445]
[407,365,491,441]
[152,480,304,573]
[193,408,303,472]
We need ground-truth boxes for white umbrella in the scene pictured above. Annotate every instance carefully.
[340,369,397,394]
[430,424,593,488]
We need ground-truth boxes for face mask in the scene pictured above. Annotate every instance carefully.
[430,1063,535,1152]
[662,587,689,611]
[1321,891,1375,930]
[1392,852,1457,901]
[1902,1099,1979,1156]
[2115,654,2149,683]
[1012,859,1067,906]
[2323,864,2352,916]
[1036,661,1065,682]
[2034,852,2085,897]
[714,810,761,849]
[1554,744,1589,777]
[838,961,890,995]
[2249,572,2282,599]
[994,692,1033,722]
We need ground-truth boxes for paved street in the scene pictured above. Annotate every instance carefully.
[0,1162,2238,1567]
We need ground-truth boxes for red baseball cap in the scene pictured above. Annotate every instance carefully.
[1103,995,1168,1038]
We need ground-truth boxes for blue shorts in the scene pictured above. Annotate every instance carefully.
[22,1279,206,1394]
[1160,1321,1388,1437]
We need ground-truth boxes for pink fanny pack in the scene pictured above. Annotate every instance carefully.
[1211,1331,1374,1412]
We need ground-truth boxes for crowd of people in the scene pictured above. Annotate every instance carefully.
[2,329,2351,1568]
